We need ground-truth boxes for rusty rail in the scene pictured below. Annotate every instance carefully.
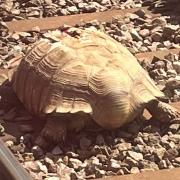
[0,139,33,180]
[136,48,180,62]
[102,168,180,180]
[7,7,160,32]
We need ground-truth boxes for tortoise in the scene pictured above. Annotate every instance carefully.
[8,28,180,148]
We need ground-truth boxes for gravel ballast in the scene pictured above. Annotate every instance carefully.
[0,0,143,21]
[0,1,180,179]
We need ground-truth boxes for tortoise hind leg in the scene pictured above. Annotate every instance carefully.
[34,116,67,150]
[146,100,180,123]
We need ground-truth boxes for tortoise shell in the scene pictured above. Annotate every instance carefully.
[12,29,164,129]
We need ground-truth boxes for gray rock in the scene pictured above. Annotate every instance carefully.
[152,17,167,27]
[139,160,159,170]
[60,9,70,15]
[67,6,79,14]
[121,167,130,174]
[36,161,48,174]
[130,167,140,174]
[163,40,172,48]
[105,171,116,176]
[78,2,88,9]
[147,133,161,145]
[154,60,165,69]
[167,69,177,77]
[166,60,174,71]
[169,124,180,133]
[127,151,143,161]
[139,29,150,38]
[11,33,20,41]
[85,158,102,176]
[153,147,166,161]
[128,13,139,20]
[163,25,179,39]
[23,153,34,162]
[58,0,66,6]
[144,153,156,162]
[124,157,138,167]
[5,140,14,148]
[130,29,143,41]
[174,157,180,164]
[23,161,40,172]
[134,9,145,18]
[31,146,44,159]
[95,168,106,178]
[151,26,163,34]
[168,141,176,149]
[173,61,180,74]
[12,9,21,15]
[111,148,122,160]
[57,163,76,180]
[115,142,132,151]
[69,158,83,170]
[133,144,144,153]
[174,34,180,43]
[83,4,96,13]
[96,154,108,164]
[158,160,168,169]
[165,78,180,90]
[44,0,52,5]
[101,0,111,5]
[66,151,79,158]
[163,148,179,160]
[147,43,158,51]
[73,0,83,4]
[172,162,180,168]
[90,156,102,167]
[151,32,162,42]
[44,157,57,173]
[76,169,86,179]
[134,136,145,145]
[169,134,180,143]
[165,53,179,62]
[108,159,120,172]
[117,169,124,175]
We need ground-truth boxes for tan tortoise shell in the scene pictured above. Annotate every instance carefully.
[12,28,164,129]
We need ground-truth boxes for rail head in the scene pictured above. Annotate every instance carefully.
[0,139,33,180]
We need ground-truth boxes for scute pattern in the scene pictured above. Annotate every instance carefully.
[12,29,164,129]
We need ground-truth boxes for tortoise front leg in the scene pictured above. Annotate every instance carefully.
[147,100,180,123]
[34,116,67,150]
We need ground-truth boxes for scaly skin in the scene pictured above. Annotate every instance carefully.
[147,100,180,123]
[35,117,67,150]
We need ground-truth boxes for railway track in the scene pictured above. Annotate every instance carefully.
[0,1,180,179]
